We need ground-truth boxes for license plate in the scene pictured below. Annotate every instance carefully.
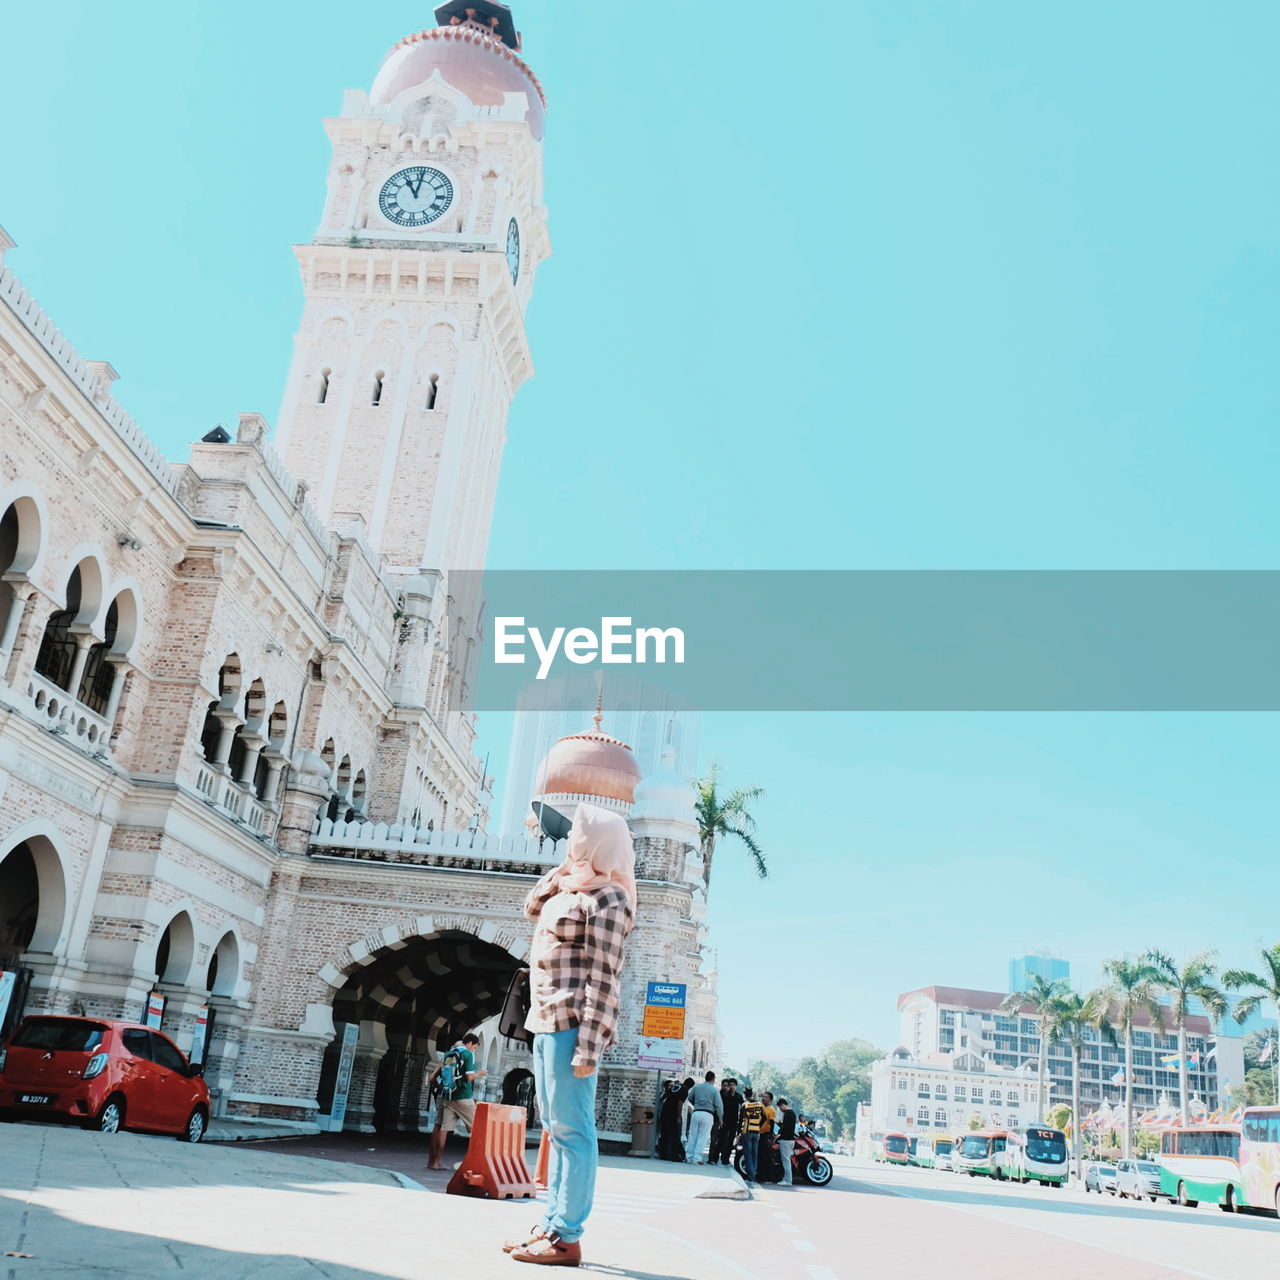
[18,1093,53,1105]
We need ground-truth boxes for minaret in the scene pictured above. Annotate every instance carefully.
[273,2,548,572]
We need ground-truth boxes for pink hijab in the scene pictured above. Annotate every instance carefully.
[556,802,637,909]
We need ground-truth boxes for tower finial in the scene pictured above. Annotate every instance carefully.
[593,689,603,731]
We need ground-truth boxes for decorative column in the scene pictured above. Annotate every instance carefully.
[343,1020,388,1133]
[65,629,96,703]
[236,734,266,789]
[211,713,241,775]
[103,660,131,731]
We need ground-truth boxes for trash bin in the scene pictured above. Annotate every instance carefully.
[629,1102,656,1158]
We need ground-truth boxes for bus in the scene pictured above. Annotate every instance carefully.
[935,1137,955,1171]
[908,1137,936,1169]
[1021,1126,1069,1187]
[956,1128,1011,1178]
[1158,1125,1243,1210]
[880,1132,910,1165]
[1240,1107,1280,1214]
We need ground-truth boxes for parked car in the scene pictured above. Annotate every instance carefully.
[1115,1158,1164,1201]
[0,1015,209,1141]
[1084,1161,1119,1194]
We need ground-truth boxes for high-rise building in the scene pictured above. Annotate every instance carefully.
[1008,952,1070,993]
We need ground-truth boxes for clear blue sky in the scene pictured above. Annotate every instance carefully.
[3,3,1276,1063]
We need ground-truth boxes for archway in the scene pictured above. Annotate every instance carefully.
[0,834,67,962]
[502,1067,537,1125]
[321,929,523,1132]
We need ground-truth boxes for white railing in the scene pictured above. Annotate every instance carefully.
[0,267,181,498]
[194,760,273,837]
[25,672,112,757]
[311,816,563,869]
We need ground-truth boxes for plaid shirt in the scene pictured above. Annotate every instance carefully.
[524,868,634,1070]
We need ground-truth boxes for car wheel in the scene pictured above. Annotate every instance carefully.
[1148,1195,1157,1202]
[181,1107,207,1144]
[803,1157,833,1186]
[93,1096,125,1135]
[1176,1181,1198,1209]
[1221,1186,1236,1214]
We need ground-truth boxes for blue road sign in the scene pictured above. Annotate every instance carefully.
[646,982,687,1009]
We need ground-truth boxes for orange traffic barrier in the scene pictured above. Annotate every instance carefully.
[534,1128,550,1190]
[446,1102,536,1200]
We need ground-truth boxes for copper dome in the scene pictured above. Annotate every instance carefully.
[534,718,642,805]
[370,25,546,140]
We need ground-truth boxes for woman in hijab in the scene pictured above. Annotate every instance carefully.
[658,1079,686,1161]
[505,802,636,1267]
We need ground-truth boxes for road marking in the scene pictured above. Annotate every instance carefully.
[806,1268,839,1280]
[779,1224,800,1232]
[771,1211,789,1219]
[791,1240,817,1252]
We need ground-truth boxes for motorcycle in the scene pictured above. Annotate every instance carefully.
[734,1124,834,1187]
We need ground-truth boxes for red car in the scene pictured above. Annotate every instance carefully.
[0,1015,209,1142]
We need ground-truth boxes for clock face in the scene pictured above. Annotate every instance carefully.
[506,218,521,284]
[378,166,453,227]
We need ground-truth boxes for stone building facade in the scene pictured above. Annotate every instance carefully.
[0,2,719,1141]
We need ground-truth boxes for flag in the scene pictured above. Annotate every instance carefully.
[1188,1052,1200,1068]
[1160,1053,1180,1068]
[1261,1039,1274,1065]
[1110,1068,1126,1084]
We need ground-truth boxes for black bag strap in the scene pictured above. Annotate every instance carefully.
[499,966,534,1045]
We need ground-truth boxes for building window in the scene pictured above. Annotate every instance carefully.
[990,1090,1002,1104]
[897,1105,907,1118]
[918,1086,930,1098]
[940,1010,956,1027]
[955,1087,966,1102]
[917,1106,929,1122]
[317,368,331,404]
[1008,1090,1019,1104]
[371,371,385,406]
[897,1078,908,1090]
[935,1085,947,1099]
[935,1108,946,1123]
[972,1089,983,1103]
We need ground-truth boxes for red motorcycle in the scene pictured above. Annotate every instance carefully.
[735,1124,834,1186]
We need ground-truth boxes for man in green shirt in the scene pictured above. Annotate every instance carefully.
[428,1032,486,1171]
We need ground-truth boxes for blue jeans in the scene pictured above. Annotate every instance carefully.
[532,1028,598,1243]
[741,1131,760,1181]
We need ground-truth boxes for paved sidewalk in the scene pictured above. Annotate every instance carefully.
[0,1122,751,1279]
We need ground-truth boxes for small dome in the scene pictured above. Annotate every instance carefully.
[632,750,697,825]
[534,716,641,805]
[371,24,546,139]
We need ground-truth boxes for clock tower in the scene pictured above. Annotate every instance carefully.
[273,2,548,573]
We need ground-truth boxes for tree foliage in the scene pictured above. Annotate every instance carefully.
[694,758,766,888]
[741,1038,881,1138]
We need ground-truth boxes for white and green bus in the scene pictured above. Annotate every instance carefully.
[1159,1125,1243,1210]
[908,1136,936,1168]
[956,1128,1012,1178]
[1021,1125,1069,1186]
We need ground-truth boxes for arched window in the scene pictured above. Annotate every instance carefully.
[154,911,195,985]
[371,372,385,407]
[935,1084,947,1099]
[78,598,118,715]
[352,769,368,814]
[34,567,83,689]
[990,1089,1002,1103]
[425,374,440,410]
[917,1105,929,1122]
[0,498,41,656]
[317,368,331,404]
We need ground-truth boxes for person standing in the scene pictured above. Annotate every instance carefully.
[658,1079,686,1161]
[505,803,636,1267]
[738,1087,766,1184]
[686,1071,723,1165]
[776,1098,798,1186]
[713,1078,743,1165]
[427,1032,485,1171]
[757,1092,780,1183]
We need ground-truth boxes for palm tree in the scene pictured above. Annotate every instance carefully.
[1042,989,1115,1180]
[1145,949,1229,1127]
[1223,944,1280,1107]
[1000,974,1068,1123]
[1099,957,1164,1159]
[693,758,765,889]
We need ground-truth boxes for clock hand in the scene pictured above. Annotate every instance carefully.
[405,173,424,199]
